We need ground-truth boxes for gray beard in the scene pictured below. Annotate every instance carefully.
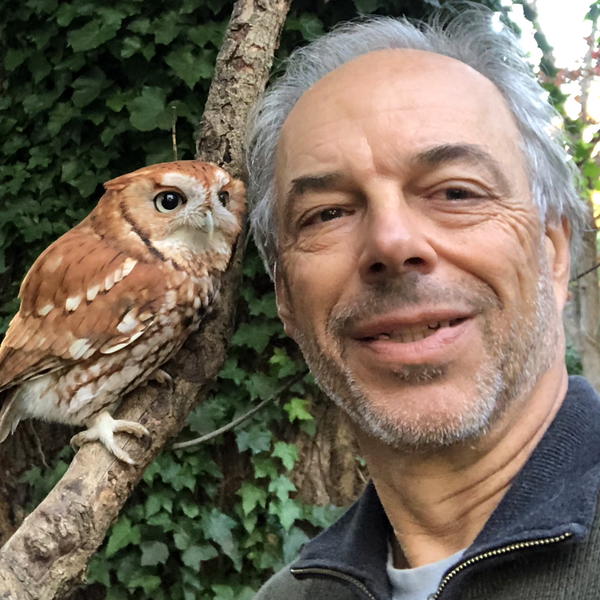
[293,261,559,452]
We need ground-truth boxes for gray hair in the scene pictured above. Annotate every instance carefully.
[246,7,586,277]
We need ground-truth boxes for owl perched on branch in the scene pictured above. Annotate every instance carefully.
[0,161,245,465]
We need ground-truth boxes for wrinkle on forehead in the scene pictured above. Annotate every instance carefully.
[276,48,527,199]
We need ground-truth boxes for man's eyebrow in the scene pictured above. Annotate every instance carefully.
[285,173,343,206]
[412,144,513,194]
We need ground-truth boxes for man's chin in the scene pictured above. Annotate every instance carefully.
[325,370,505,451]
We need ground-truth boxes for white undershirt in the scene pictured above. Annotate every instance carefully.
[386,546,465,600]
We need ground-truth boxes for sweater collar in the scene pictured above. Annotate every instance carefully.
[292,376,600,597]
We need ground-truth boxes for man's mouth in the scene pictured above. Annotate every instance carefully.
[359,317,468,344]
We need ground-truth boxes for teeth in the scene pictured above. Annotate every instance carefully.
[371,319,463,343]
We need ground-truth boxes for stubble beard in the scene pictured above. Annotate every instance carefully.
[293,262,559,452]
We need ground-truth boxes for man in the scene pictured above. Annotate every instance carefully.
[246,7,597,599]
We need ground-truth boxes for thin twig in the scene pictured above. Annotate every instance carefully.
[172,371,308,449]
[571,261,600,282]
[171,105,178,161]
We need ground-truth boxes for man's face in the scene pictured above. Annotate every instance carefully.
[274,49,570,449]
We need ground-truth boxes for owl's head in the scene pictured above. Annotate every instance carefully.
[94,160,245,266]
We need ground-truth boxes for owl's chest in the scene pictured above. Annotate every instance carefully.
[25,274,216,424]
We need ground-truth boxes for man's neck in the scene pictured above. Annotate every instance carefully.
[355,364,569,569]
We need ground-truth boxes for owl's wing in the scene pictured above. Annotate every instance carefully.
[0,224,171,391]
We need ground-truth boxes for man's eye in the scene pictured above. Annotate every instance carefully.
[444,188,474,200]
[319,207,345,221]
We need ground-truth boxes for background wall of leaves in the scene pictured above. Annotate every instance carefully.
[0,1,522,599]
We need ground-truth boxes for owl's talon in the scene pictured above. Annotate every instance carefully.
[71,411,149,465]
[149,368,173,389]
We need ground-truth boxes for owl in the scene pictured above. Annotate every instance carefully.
[0,160,245,465]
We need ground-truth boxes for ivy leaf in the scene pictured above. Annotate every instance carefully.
[181,543,218,567]
[71,68,108,107]
[269,498,302,531]
[140,541,169,566]
[128,17,151,35]
[202,508,240,568]
[106,90,134,113]
[353,0,381,12]
[86,555,111,586]
[236,424,272,454]
[283,397,313,422]
[61,159,79,184]
[180,497,200,518]
[268,474,296,502]
[305,504,346,529]
[286,15,324,41]
[27,0,58,14]
[218,357,246,385]
[67,19,121,52]
[106,516,141,557]
[212,584,255,600]
[127,573,162,593]
[173,529,191,551]
[272,441,299,470]
[27,52,52,84]
[165,45,212,89]
[246,290,278,318]
[252,456,278,479]
[47,102,76,136]
[154,12,181,44]
[120,36,143,59]
[238,482,267,515]
[282,526,310,564]
[4,48,27,72]
[97,6,127,28]
[188,22,225,48]
[145,494,162,518]
[144,488,173,517]
[106,589,128,600]
[128,86,167,131]
[56,3,79,26]
[246,372,280,400]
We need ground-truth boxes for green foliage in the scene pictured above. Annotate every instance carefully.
[566,345,583,376]
[3,0,514,598]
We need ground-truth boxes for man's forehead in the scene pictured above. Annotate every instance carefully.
[276,47,522,184]
[281,48,503,134]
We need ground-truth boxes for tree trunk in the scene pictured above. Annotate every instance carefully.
[290,396,366,507]
[571,8,600,391]
[573,209,600,391]
[0,0,291,597]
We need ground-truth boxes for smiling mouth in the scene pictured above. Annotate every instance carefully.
[359,317,468,343]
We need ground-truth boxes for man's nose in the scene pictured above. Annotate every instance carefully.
[358,198,438,283]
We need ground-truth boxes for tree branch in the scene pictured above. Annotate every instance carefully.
[0,1,291,598]
[172,371,307,449]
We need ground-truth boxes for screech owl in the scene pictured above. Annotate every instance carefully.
[0,160,245,464]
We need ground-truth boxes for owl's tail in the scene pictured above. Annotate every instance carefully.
[0,388,22,443]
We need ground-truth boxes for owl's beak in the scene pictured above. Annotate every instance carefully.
[204,212,214,240]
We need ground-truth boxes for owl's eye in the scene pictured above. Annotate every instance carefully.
[154,191,187,213]
[218,190,229,206]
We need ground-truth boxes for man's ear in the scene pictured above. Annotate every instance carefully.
[274,262,298,340]
[544,217,571,310]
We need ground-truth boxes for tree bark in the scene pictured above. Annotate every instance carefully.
[0,1,291,598]
[573,210,600,391]
[287,394,366,507]
[571,9,600,392]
